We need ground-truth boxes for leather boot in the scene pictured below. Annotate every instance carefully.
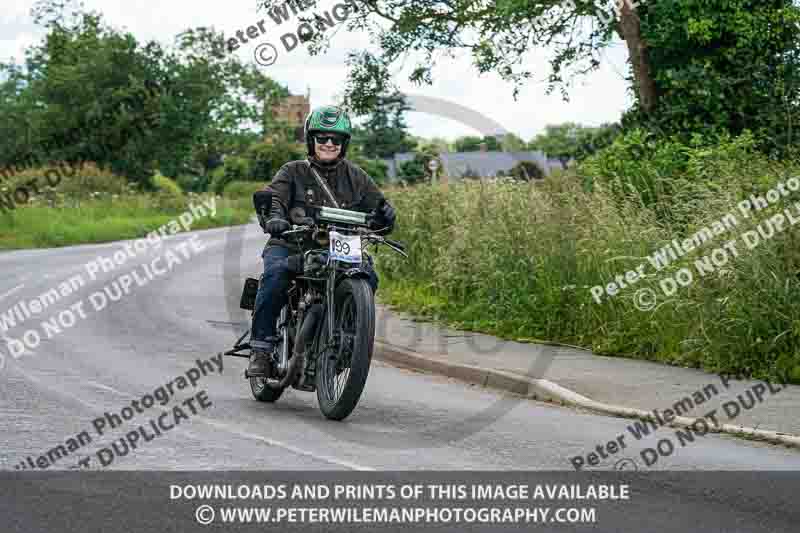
[248,341,275,377]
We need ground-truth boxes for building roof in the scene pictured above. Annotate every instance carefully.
[380,150,565,181]
[439,151,554,177]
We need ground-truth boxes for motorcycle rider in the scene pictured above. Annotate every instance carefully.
[248,105,397,377]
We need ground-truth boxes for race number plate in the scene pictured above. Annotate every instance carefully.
[329,231,362,264]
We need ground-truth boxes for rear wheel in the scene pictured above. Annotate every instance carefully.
[316,278,375,421]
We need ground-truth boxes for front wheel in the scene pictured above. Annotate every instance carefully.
[316,278,375,421]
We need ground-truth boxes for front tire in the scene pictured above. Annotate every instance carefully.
[316,278,375,421]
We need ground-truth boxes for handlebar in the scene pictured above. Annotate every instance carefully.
[281,225,313,237]
[278,224,408,257]
[385,238,406,252]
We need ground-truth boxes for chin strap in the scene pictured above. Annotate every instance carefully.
[306,160,340,208]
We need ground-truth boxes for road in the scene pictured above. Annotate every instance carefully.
[1,223,799,531]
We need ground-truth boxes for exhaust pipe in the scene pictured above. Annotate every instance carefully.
[266,304,323,390]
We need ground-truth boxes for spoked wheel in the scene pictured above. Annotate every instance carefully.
[316,278,375,421]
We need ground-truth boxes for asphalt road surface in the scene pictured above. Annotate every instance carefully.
[1,224,799,531]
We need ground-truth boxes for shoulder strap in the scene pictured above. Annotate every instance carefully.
[306,160,340,208]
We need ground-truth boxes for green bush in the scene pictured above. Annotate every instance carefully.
[398,151,439,184]
[151,171,184,197]
[577,130,770,227]
[0,161,134,201]
[352,156,389,185]
[248,139,304,182]
[176,174,209,193]
[509,160,545,181]
[210,156,252,194]
[223,180,263,198]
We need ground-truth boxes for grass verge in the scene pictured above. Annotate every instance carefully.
[374,177,800,384]
[0,194,252,250]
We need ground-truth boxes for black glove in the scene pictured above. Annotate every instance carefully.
[372,200,396,232]
[265,218,290,236]
[264,196,290,235]
[289,206,314,227]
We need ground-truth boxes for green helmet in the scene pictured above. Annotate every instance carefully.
[304,105,352,160]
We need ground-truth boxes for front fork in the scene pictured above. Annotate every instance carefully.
[326,258,337,342]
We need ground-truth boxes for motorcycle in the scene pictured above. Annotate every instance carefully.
[225,190,408,421]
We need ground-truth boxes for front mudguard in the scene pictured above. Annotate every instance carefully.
[338,267,372,281]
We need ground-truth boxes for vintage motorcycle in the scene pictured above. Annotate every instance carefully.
[225,190,407,421]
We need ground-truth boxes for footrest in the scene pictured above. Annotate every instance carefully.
[224,348,251,359]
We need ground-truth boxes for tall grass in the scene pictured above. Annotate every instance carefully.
[376,168,800,383]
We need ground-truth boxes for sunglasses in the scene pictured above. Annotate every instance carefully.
[313,134,344,146]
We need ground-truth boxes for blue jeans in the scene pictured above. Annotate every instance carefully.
[250,246,379,349]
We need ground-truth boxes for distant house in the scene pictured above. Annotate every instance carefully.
[381,149,565,182]
[269,90,311,142]
[439,151,564,179]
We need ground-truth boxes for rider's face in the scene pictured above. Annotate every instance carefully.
[314,135,343,162]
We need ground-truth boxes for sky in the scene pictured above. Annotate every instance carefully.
[0,0,635,142]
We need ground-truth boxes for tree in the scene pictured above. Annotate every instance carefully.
[454,135,501,152]
[528,123,583,167]
[632,1,800,155]
[575,123,621,159]
[529,122,620,166]
[304,0,800,154]
[333,1,658,114]
[353,91,415,158]
[0,0,287,186]
[397,145,439,184]
[417,136,452,153]
[350,155,389,185]
[500,133,526,152]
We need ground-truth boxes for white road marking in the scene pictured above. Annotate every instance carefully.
[202,418,375,471]
[86,381,129,396]
[13,367,373,471]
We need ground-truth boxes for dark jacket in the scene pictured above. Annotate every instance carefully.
[266,158,386,251]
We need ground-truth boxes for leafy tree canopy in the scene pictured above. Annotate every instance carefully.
[454,135,501,152]
[0,0,286,184]
[528,122,621,165]
[266,0,800,155]
[351,91,415,159]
